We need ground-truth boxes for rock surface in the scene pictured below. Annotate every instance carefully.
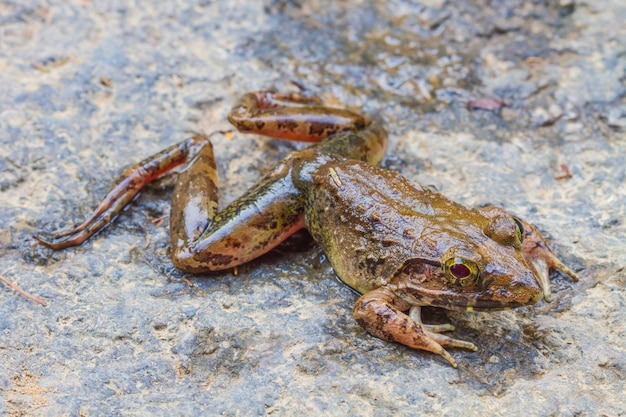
[1,0,624,415]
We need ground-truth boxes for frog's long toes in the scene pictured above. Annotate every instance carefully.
[531,252,581,302]
[428,332,478,352]
[33,234,54,248]
[409,306,456,333]
[439,348,458,368]
[33,233,76,250]
[557,261,581,282]
[544,249,581,282]
[423,323,455,333]
[465,342,478,352]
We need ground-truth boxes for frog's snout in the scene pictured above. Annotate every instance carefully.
[508,271,543,305]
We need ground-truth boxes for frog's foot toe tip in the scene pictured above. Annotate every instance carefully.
[565,266,581,282]
[456,340,478,352]
[33,233,69,250]
[33,234,53,248]
[439,350,457,368]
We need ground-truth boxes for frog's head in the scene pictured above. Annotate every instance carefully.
[390,207,546,312]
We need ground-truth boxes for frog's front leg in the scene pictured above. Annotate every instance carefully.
[518,218,580,302]
[353,287,477,368]
[478,207,580,302]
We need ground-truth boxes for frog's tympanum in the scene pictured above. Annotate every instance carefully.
[36,91,579,367]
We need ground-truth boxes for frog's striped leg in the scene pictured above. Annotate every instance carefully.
[228,91,387,166]
[353,287,477,368]
[228,91,369,142]
[168,92,387,272]
[169,155,305,273]
[35,131,305,272]
[36,91,386,271]
[34,136,208,249]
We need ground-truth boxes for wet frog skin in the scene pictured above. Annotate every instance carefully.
[36,91,579,367]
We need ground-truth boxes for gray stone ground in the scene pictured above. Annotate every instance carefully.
[1,0,624,415]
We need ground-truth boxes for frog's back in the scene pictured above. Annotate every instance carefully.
[299,159,438,294]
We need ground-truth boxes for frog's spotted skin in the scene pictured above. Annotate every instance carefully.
[36,91,579,367]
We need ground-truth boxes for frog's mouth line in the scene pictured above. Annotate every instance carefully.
[423,294,529,311]
[425,298,527,312]
[389,281,540,312]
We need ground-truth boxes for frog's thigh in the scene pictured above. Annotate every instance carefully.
[353,287,458,367]
[170,161,305,273]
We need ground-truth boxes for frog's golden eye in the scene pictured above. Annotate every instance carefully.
[513,217,525,243]
[444,258,480,287]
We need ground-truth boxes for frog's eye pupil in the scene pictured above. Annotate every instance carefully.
[450,263,471,279]
[444,257,479,286]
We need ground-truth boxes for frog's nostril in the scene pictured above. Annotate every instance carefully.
[509,278,532,289]
[507,273,542,304]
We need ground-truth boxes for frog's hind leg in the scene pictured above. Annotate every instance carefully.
[35,136,207,249]
[228,91,368,143]
[36,133,306,272]
[228,91,388,166]
[36,91,387,270]
[170,151,305,273]
[170,91,388,272]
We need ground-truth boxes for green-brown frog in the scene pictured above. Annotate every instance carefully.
[36,91,579,367]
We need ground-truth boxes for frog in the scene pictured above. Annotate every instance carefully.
[35,91,579,367]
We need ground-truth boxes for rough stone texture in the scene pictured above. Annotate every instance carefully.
[1,0,624,415]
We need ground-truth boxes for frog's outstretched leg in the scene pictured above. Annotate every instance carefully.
[34,136,206,249]
[353,287,477,368]
[228,91,387,165]
[36,91,385,273]
[34,131,305,269]
[228,91,368,142]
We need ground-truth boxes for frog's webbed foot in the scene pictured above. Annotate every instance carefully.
[518,219,580,302]
[353,287,477,368]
